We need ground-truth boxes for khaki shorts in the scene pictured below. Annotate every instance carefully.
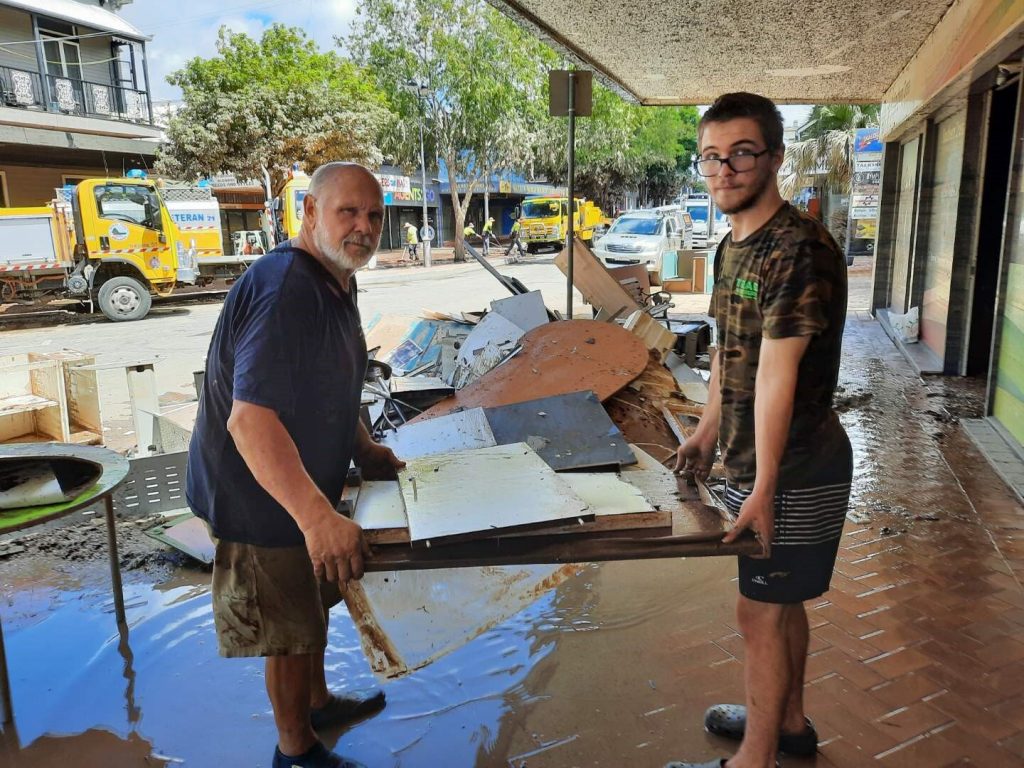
[210,538,343,658]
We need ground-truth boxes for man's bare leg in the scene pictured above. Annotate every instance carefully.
[781,603,809,735]
[309,647,331,710]
[267,655,316,756]
[727,597,791,768]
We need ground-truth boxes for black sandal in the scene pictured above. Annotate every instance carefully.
[704,703,818,756]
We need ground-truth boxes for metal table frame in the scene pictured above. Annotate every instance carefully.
[0,443,130,725]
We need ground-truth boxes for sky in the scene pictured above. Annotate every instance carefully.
[120,0,812,126]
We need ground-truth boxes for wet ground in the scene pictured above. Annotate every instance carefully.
[2,266,1023,766]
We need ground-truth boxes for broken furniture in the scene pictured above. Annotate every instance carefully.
[662,249,713,294]
[0,351,103,445]
[0,443,130,724]
[415,319,649,420]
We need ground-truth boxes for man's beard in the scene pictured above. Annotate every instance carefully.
[716,168,776,215]
[315,227,375,271]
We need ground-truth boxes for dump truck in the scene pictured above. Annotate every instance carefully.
[0,177,200,322]
[518,196,609,253]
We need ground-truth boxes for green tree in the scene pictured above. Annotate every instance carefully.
[157,25,391,187]
[779,104,880,199]
[533,88,698,211]
[348,0,557,260]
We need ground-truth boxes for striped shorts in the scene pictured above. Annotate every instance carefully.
[725,448,852,604]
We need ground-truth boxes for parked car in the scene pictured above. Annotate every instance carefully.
[592,210,691,267]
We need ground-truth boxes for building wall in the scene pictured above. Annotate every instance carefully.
[992,90,1024,446]
[919,109,967,357]
[1,163,108,206]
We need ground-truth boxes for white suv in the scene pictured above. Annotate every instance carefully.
[593,211,690,267]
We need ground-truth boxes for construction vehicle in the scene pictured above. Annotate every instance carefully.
[274,167,309,242]
[518,196,609,253]
[0,177,198,321]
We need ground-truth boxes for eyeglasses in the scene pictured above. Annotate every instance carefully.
[694,148,772,177]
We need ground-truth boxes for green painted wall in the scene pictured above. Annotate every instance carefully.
[993,262,1024,445]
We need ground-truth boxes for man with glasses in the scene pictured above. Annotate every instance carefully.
[669,93,851,768]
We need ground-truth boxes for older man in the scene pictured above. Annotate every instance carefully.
[670,94,851,768]
[187,162,403,768]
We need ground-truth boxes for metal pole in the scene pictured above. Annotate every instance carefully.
[418,116,432,268]
[104,495,127,625]
[566,71,576,320]
[0,615,12,724]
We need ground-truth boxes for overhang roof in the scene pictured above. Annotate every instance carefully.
[489,0,959,104]
[1,0,149,42]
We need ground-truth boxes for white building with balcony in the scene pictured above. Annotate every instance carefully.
[0,0,158,206]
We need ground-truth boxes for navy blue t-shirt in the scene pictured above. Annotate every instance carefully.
[186,245,367,547]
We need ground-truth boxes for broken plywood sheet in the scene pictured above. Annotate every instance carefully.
[623,310,676,361]
[358,563,576,677]
[490,290,549,333]
[555,237,640,317]
[381,408,496,460]
[400,442,590,543]
[559,473,653,516]
[415,319,648,422]
[352,480,409,544]
[456,312,525,366]
[483,391,636,471]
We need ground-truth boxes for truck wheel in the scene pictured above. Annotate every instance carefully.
[525,243,536,254]
[97,275,152,322]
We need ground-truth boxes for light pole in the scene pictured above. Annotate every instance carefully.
[408,81,433,268]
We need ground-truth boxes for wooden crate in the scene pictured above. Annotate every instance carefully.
[0,354,70,443]
[44,350,102,445]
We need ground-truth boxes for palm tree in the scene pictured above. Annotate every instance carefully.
[778,105,880,200]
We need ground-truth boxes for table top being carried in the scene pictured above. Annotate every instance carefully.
[0,443,130,534]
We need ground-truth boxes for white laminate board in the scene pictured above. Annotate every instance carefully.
[559,472,654,516]
[354,480,408,530]
[400,442,590,542]
[455,311,524,365]
[380,407,496,460]
[490,290,549,333]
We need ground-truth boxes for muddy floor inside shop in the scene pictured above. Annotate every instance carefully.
[2,276,1023,766]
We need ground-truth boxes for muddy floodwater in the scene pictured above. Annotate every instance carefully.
[2,314,1021,767]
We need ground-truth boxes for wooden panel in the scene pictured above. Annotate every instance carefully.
[381,408,496,461]
[554,237,640,316]
[400,443,591,543]
[415,319,648,421]
[622,310,675,360]
[693,257,707,294]
[484,391,637,470]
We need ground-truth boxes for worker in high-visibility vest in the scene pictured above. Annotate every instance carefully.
[503,218,526,262]
[403,222,419,261]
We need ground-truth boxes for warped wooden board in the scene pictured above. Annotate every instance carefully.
[400,443,591,543]
[484,391,636,471]
[555,237,640,317]
[414,319,648,422]
[560,472,654,517]
[353,480,409,545]
[381,408,496,460]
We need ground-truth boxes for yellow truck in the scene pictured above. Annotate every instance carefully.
[0,177,200,322]
[273,167,309,242]
[518,196,609,253]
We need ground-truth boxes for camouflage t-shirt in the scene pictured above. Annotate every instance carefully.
[710,203,848,488]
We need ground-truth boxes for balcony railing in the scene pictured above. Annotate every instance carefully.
[0,65,152,125]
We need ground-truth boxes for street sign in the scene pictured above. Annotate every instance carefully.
[549,70,593,117]
[420,225,435,242]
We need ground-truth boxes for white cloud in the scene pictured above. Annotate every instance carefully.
[119,0,360,101]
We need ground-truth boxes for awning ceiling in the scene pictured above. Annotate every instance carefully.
[489,0,961,105]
